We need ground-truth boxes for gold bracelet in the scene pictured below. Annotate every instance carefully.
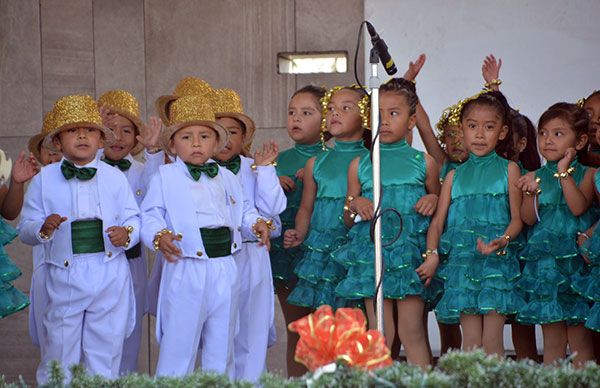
[421,248,438,260]
[265,219,276,231]
[251,161,277,171]
[343,196,355,212]
[153,228,172,251]
[553,166,575,179]
[252,218,266,238]
[524,188,542,196]
[124,225,134,248]
[39,230,50,240]
[484,79,502,89]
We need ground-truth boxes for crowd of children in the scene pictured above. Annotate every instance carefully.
[0,53,600,383]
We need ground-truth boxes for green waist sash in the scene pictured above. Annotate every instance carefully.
[71,219,104,254]
[200,227,232,258]
[126,243,141,259]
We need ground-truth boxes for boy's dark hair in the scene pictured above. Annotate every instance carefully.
[510,110,541,171]
[380,78,419,115]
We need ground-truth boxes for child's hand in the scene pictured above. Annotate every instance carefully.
[137,116,163,152]
[159,233,182,263]
[253,220,271,250]
[482,54,502,87]
[577,231,592,265]
[254,141,279,166]
[279,176,296,192]
[416,253,438,287]
[350,197,374,221]
[414,193,438,216]
[403,53,426,81]
[40,214,67,237]
[283,229,303,248]
[106,226,129,247]
[295,168,305,181]
[476,237,507,256]
[516,172,539,193]
[557,147,577,173]
[12,151,40,184]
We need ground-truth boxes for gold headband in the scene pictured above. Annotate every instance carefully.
[319,85,370,149]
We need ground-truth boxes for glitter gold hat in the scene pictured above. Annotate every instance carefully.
[160,94,229,156]
[211,88,256,156]
[28,111,56,162]
[155,77,214,125]
[43,95,114,151]
[98,89,144,155]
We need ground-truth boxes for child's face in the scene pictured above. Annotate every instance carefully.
[39,145,62,166]
[169,125,218,165]
[460,104,508,157]
[378,92,416,144]
[325,89,364,140]
[53,126,103,165]
[215,117,244,161]
[287,92,322,145]
[538,117,587,162]
[443,125,468,162]
[104,114,137,161]
[584,94,600,147]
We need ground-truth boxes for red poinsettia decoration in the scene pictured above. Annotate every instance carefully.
[288,305,392,372]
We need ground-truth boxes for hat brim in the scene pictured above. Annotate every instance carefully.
[216,112,256,156]
[42,122,116,153]
[105,108,145,156]
[28,133,45,163]
[155,95,177,126]
[160,120,230,157]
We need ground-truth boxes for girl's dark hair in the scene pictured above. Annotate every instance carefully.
[539,102,590,161]
[292,85,326,102]
[510,110,541,171]
[379,78,419,115]
[585,90,600,102]
[460,90,514,161]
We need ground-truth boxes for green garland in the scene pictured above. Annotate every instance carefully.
[2,351,600,388]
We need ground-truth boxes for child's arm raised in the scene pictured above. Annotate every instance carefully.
[343,157,369,228]
[482,54,502,91]
[253,141,287,217]
[284,157,317,248]
[478,162,523,255]
[1,151,39,220]
[559,149,595,216]
[415,154,441,216]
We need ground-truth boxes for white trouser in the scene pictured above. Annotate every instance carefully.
[38,254,135,385]
[147,252,163,316]
[155,256,238,378]
[119,255,148,375]
[233,242,275,382]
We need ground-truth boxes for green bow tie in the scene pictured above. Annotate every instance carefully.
[185,162,219,180]
[61,159,97,181]
[216,155,241,174]
[102,157,132,172]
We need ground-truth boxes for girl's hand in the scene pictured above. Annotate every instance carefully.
[350,196,374,221]
[12,151,39,184]
[295,167,305,181]
[279,176,296,192]
[283,229,303,248]
[40,214,67,237]
[482,54,502,86]
[414,193,438,216]
[476,237,507,256]
[403,54,426,81]
[106,226,129,247]
[557,147,577,173]
[577,231,592,264]
[159,233,182,263]
[254,141,279,166]
[138,116,163,151]
[416,253,439,287]
[516,172,539,193]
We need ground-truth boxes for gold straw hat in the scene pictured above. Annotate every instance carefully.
[155,77,214,125]
[160,94,229,156]
[28,111,56,162]
[211,88,256,156]
[98,89,144,155]
[43,95,114,151]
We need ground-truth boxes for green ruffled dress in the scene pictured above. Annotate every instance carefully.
[332,140,442,306]
[0,218,29,318]
[270,142,324,287]
[434,152,523,324]
[287,140,368,309]
[572,169,600,331]
[517,160,594,325]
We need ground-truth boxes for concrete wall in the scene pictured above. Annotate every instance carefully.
[0,0,364,383]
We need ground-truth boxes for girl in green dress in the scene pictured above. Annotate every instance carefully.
[284,85,369,310]
[427,90,524,356]
[517,102,596,367]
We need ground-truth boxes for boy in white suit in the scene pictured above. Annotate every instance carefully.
[141,94,271,377]
[19,95,140,384]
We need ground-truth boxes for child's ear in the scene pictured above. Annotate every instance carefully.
[498,125,509,141]
[575,133,589,151]
[168,138,177,155]
[408,113,417,130]
[518,137,527,153]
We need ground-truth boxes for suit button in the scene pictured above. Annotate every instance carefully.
[107,252,112,258]
[233,243,237,249]
[136,189,142,196]
[64,260,69,267]
[237,227,241,232]
[197,251,203,257]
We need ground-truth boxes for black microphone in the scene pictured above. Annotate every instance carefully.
[365,21,397,75]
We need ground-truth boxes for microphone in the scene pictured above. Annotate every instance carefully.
[365,21,397,75]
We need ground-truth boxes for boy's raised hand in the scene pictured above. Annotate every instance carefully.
[482,54,502,89]
[254,141,279,166]
[12,151,40,183]
[138,116,163,151]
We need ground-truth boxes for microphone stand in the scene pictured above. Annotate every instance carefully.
[368,46,384,334]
